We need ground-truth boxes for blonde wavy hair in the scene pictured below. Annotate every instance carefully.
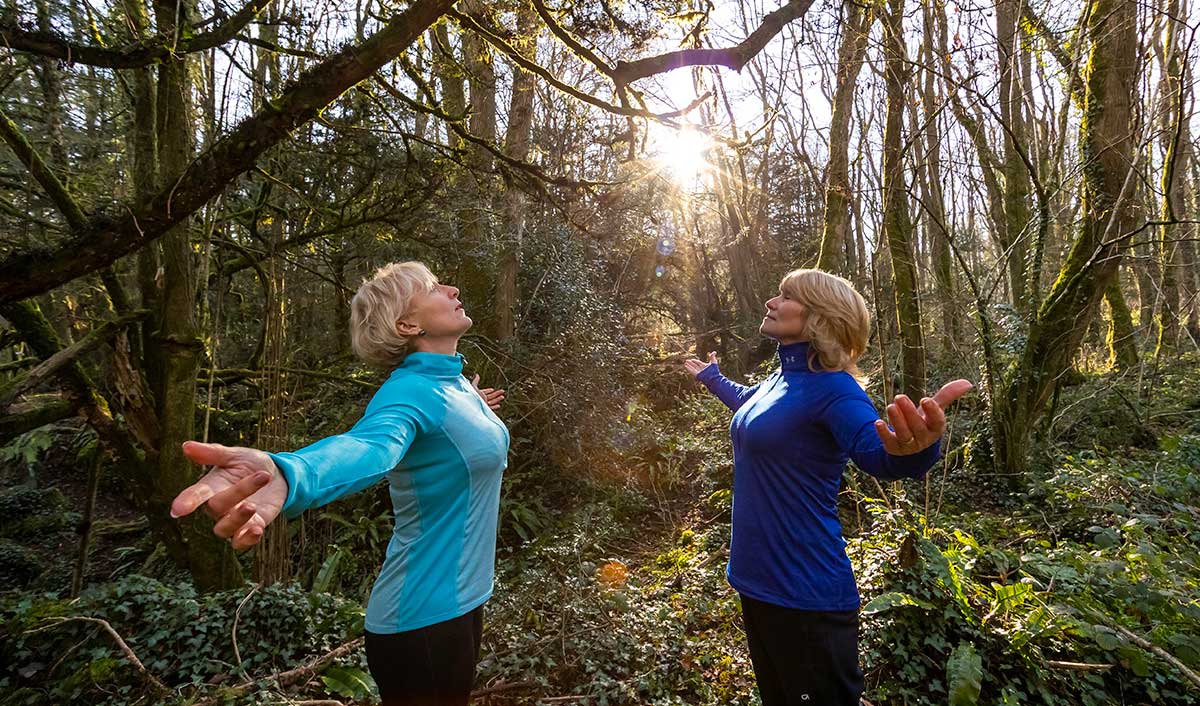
[779,268,871,383]
[349,261,439,367]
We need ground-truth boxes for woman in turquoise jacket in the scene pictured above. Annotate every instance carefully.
[171,261,509,706]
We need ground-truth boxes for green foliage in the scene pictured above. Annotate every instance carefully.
[0,487,77,539]
[947,641,983,706]
[0,539,43,589]
[0,576,368,705]
[0,428,54,480]
[320,665,376,700]
[854,435,1200,705]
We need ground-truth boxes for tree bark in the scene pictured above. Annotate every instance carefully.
[920,1,958,358]
[995,0,1140,477]
[1105,271,1139,371]
[493,5,538,342]
[146,0,242,591]
[816,0,872,277]
[997,0,1031,309]
[881,0,926,398]
[1157,0,1191,352]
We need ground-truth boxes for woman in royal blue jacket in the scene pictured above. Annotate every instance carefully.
[683,268,971,706]
[171,262,509,706]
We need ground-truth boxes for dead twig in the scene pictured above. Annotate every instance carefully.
[30,617,169,696]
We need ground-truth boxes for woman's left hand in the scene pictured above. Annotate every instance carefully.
[874,379,974,455]
[472,374,506,411]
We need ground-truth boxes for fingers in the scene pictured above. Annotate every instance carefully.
[886,399,914,444]
[181,440,238,467]
[896,395,928,436]
[203,471,272,519]
[212,500,257,539]
[170,479,219,519]
[920,397,946,435]
[873,419,899,453]
[471,373,481,388]
[231,513,267,551]
[931,379,974,409]
[482,388,506,410]
[708,351,718,364]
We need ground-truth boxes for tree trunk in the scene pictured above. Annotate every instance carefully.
[1105,271,1139,371]
[995,0,1139,478]
[493,5,538,342]
[816,0,872,277]
[881,0,926,398]
[457,1,498,313]
[997,0,1031,310]
[1157,0,1191,352]
[147,0,241,590]
[920,1,958,358]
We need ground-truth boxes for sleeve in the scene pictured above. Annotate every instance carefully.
[823,390,941,481]
[695,363,763,412]
[269,394,432,519]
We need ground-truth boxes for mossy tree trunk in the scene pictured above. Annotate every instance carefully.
[145,0,242,590]
[1157,0,1191,352]
[816,0,873,278]
[881,0,926,398]
[994,0,1139,478]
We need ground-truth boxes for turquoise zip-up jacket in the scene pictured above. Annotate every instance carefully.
[268,352,510,633]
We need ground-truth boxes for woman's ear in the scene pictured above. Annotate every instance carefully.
[395,318,422,337]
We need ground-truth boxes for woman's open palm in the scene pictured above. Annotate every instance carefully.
[683,351,718,377]
[874,379,973,456]
[170,441,289,550]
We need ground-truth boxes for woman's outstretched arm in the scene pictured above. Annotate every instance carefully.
[684,351,764,412]
[826,380,973,481]
[170,387,435,549]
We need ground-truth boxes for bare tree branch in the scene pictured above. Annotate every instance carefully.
[610,0,816,84]
[0,0,275,68]
[0,309,148,411]
[0,106,87,230]
[0,0,453,305]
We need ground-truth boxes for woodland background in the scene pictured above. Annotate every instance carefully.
[0,0,1198,703]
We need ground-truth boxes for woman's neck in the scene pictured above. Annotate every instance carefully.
[411,336,459,356]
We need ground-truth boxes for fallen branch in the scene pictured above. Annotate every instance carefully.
[30,617,169,696]
[1106,621,1200,688]
[1045,660,1114,671]
[270,638,365,690]
[0,310,149,411]
[471,680,537,697]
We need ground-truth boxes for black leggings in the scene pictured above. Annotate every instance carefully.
[364,605,484,706]
[740,594,865,706]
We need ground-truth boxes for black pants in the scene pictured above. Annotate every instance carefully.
[740,595,865,706]
[364,605,484,706]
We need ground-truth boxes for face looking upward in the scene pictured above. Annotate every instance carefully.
[760,289,808,345]
[397,283,472,351]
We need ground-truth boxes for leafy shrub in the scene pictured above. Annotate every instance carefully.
[0,576,369,706]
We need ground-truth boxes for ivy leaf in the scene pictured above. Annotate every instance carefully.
[862,592,934,616]
[947,641,982,706]
[321,665,376,699]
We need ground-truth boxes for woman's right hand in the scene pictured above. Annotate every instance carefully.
[683,351,718,377]
[170,441,289,550]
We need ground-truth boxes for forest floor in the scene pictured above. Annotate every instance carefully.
[0,353,1198,705]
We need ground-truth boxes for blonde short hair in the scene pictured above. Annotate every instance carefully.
[350,261,439,367]
[779,268,871,382]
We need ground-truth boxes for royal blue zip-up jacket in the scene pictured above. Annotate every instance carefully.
[697,341,940,611]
